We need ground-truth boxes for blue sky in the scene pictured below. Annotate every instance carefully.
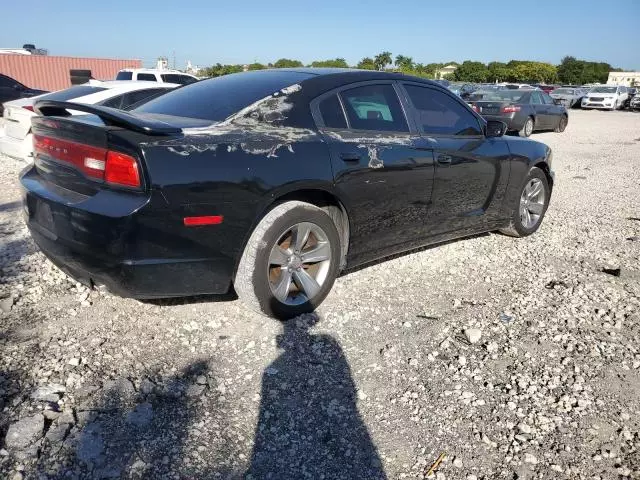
[2,0,639,70]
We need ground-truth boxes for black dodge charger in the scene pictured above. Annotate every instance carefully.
[21,69,554,319]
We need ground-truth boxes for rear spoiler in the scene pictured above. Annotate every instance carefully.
[33,100,181,136]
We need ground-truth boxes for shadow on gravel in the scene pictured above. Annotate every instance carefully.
[36,361,241,479]
[247,313,387,479]
[0,200,22,213]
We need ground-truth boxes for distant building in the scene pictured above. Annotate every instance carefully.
[156,57,169,70]
[185,60,201,75]
[606,71,640,87]
[0,54,141,91]
[435,64,457,80]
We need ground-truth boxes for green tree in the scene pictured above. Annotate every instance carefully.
[273,58,304,68]
[452,61,489,82]
[394,54,414,71]
[247,62,266,71]
[357,57,376,70]
[374,51,393,71]
[486,62,510,82]
[310,58,349,68]
[202,63,243,77]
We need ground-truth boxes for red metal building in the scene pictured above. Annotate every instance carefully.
[0,54,142,91]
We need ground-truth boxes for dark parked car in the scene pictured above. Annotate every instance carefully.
[468,89,568,137]
[21,69,554,319]
[624,88,637,109]
[0,73,47,115]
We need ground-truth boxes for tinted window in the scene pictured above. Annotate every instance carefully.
[116,71,133,80]
[530,92,543,104]
[122,88,168,109]
[318,94,347,128]
[99,94,124,109]
[542,93,555,105]
[136,70,314,121]
[161,74,197,85]
[404,85,482,136]
[137,73,157,82]
[0,74,17,88]
[39,85,107,102]
[339,84,408,132]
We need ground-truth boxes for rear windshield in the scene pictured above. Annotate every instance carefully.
[553,88,574,95]
[161,74,198,85]
[475,90,527,102]
[39,85,107,101]
[116,71,133,80]
[135,70,314,121]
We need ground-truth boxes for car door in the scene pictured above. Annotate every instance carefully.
[312,82,435,263]
[399,82,511,235]
[529,91,549,128]
[541,92,563,125]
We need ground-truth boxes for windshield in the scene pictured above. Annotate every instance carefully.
[472,90,527,102]
[39,85,107,101]
[135,70,314,121]
[590,87,617,94]
[553,88,575,95]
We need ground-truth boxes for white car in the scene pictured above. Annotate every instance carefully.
[582,86,629,110]
[115,68,198,85]
[0,81,177,161]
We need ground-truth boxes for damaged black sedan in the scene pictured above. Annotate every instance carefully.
[20,69,554,319]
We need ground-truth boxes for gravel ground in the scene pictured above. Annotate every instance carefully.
[1,109,639,480]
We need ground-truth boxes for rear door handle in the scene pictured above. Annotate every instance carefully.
[437,154,452,165]
[340,153,361,163]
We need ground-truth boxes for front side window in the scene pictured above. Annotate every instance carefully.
[318,94,347,129]
[136,73,157,82]
[542,93,555,105]
[530,92,543,104]
[403,85,482,136]
[339,84,408,132]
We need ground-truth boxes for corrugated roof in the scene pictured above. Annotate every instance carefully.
[0,55,142,91]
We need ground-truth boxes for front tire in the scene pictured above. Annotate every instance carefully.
[235,201,341,319]
[519,117,534,137]
[499,167,550,238]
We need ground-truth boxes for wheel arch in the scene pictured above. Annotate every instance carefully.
[233,186,351,280]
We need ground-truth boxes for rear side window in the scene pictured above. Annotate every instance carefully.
[136,70,314,121]
[39,85,107,102]
[339,84,408,132]
[99,94,124,109]
[404,85,482,136]
[137,73,157,82]
[319,94,347,129]
[161,74,197,85]
[122,88,168,109]
[116,71,133,80]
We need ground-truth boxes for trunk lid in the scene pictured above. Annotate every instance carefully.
[471,101,513,115]
[4,102,35,140]
[30,101,183,197]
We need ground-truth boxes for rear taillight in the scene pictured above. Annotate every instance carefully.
[105,151,140,188]
[501,105,521,113]
[32,135,141,188]
[22,105,34,112]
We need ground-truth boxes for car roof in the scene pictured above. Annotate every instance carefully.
[118,68,197,76]
[95,80,180,89]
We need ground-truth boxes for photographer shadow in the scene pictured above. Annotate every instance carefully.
[247,313,387,479]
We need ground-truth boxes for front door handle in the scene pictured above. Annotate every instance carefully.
[340,152,361,163]
[437,154,452,165]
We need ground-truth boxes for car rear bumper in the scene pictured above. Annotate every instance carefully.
[482,114,525,131]
[20,166,234,298]
[0,132,33,161]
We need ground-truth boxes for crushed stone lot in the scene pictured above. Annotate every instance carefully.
[1,109,639,479]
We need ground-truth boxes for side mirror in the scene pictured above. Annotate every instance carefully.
[553,98,563,105]
[485,120,507,138]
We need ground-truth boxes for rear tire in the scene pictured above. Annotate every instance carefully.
[554,115,568,133]
[518,117,534,137]
[499,167,550,238]
[235,201,341,320]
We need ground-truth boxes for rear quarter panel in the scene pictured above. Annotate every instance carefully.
[503,137,553,205]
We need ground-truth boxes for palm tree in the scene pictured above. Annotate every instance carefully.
[395,55,414,71]
[374,51,393,71]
